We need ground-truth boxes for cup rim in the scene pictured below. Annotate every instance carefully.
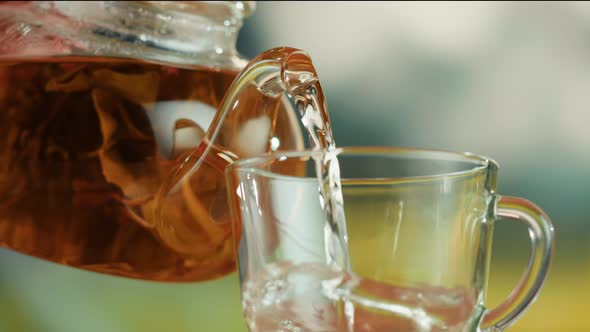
[227,146,497,183]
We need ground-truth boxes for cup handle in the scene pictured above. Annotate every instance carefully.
[482,196,555,331]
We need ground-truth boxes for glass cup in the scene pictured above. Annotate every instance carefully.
[226,147,554,332]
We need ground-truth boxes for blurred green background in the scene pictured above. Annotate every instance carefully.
[0,1,588,331]
[234,2,588,331]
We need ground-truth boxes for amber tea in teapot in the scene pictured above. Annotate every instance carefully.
[0,57,242,282]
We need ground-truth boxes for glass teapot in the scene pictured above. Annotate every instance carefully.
[0,1,330,283]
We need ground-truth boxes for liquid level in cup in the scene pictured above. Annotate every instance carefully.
[242,262,477,332]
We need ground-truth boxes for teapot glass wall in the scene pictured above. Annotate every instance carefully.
[0,1,325,282]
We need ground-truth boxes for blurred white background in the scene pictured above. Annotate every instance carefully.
[242,2,590,158]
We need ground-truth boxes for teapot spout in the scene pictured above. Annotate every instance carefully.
[152,47,332,258]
